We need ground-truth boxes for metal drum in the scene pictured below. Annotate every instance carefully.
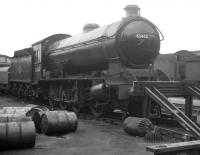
[0,107,31,115]
[0,115,32,123]
[33,111,43,132]
[0,121,36,149]
[40,111,78,135]
[0,113,25,117]
[26,106,49,120]
[26,104,38,108]
[123,117,154,137]
[2,107,32,110]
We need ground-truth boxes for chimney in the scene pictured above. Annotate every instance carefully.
[124,5,140,17]
[83,23,100,33]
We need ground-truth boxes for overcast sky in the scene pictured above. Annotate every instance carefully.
[0,0,200,56]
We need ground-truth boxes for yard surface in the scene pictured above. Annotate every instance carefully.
[0,95,159,155]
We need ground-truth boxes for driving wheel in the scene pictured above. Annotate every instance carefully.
[59,88,69,110]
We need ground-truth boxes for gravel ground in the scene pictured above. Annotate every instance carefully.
[0,95,159,155]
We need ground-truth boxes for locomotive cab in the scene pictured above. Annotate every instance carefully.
[31,34,71,84]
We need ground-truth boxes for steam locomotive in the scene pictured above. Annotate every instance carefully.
[3,5,163,117]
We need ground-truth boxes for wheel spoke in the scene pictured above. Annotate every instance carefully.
[59,88,68,110]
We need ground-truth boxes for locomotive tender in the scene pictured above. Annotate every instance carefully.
[0,54,11,93]
[8,5,162,117]
[154,50,200,81]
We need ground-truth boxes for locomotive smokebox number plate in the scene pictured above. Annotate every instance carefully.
[136,34,149,39]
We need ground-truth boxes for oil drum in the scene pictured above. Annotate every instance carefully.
[33,111,43,133]
[0,107,31,115]
[123,117,154,137]
[26,104,38,108]
[26,106,49,120]
[2,107,32,111]
[0,115,32,123]
[0,121,36,149]
[40,111,78,135]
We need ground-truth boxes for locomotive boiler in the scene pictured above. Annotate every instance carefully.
[48,5,161,76]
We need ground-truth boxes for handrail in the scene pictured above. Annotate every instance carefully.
[145,86,200,138]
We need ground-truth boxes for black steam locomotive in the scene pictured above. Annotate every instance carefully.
[5,5,163,117]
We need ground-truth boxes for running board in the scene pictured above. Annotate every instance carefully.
[145,86,200,138]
